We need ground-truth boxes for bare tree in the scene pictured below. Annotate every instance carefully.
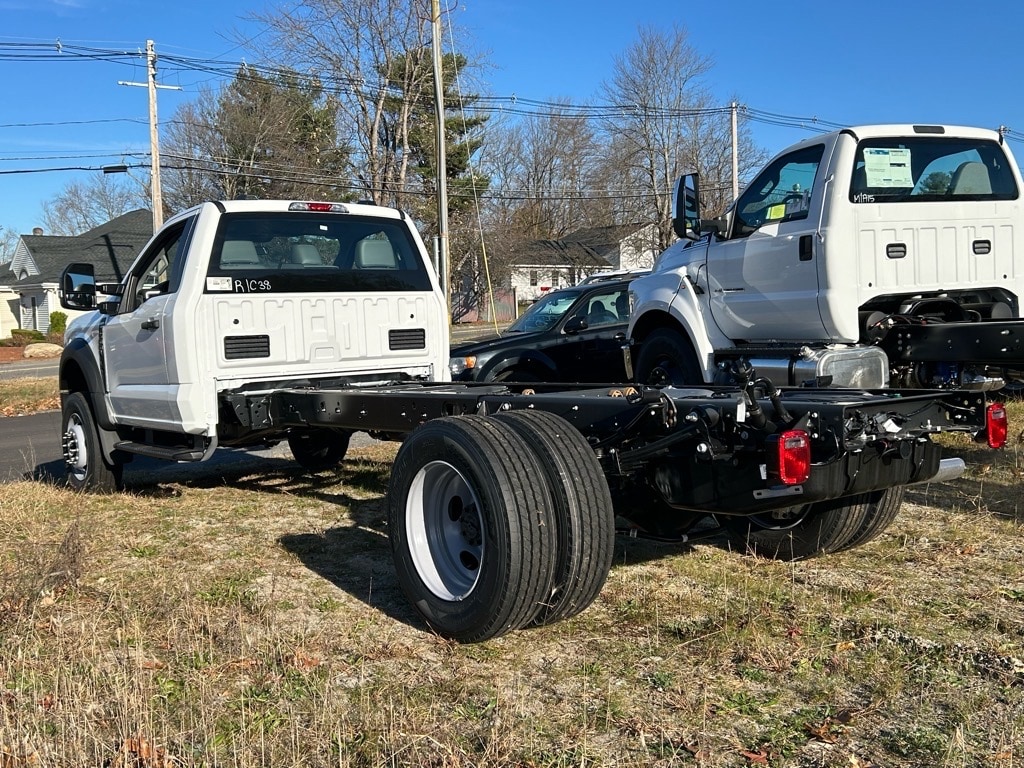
[247,0,437,210]
[599,24,716,249]
[483,102,604,240]
[41,174,148,236]
[0,226,18,263]
[162,88,230,211]
[598,28,768,245]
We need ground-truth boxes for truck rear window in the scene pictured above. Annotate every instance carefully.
[205,212,434,293]
[850,137,1018,203]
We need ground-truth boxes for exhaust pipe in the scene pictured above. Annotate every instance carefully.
[910,457,966,486]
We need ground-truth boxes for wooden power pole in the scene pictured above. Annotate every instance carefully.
[431,0,450,309]
[119,40,180,230]
[731,101,739,203]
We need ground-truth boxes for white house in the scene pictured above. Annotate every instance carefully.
[507,223,660,302]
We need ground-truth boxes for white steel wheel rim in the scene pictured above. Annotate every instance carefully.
[64,414,89,480]
[406,460,484,601]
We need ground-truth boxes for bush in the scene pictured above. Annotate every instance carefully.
[49,311,67,336]
[11,328,45,344]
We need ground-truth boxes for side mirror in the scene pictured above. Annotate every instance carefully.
[563,316,588,334]
[671,173,703,241]
[60,263,97,311]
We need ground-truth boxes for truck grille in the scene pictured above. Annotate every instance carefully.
[389,328,426,351]
[224,334,271,360]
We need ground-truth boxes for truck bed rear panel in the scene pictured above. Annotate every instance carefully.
[207,292,445,378]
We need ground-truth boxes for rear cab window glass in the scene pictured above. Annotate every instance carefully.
[205,212,433,293]
[850,137,1019,202]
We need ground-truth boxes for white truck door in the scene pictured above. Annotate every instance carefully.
[707,143,828,341]
[103,217,195,430]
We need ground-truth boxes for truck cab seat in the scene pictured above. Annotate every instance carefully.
[587,299,617,325]
[355,239,397,269]
[949,161,992,195]
[288,243,323,265]
[220,240,260,268]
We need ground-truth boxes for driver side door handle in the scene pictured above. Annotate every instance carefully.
[140,318,160,331]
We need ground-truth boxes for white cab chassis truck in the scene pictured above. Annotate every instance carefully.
[59,196,1003,643]
[627,124,1024,392]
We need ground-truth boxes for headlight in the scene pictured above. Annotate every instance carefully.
[449,355,477,376]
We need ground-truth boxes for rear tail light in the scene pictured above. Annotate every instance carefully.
[769,429,811,485]
[986,402,1007,449]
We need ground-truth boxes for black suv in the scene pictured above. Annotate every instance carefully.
[449,277,636,383]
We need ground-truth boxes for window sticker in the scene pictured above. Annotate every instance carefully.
[863,148,913,188]
[207,276,233,292]
[767,203,786,220]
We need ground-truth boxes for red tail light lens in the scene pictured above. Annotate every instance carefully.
[288,202,349,213]
[986,402,1007,449]
[770,429,811,485]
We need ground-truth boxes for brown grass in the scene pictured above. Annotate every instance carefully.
[1,411,1022,767]
[0,377,60,417]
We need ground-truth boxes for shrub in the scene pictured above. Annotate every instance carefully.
[10,328,45,344]
[49,311,67,336]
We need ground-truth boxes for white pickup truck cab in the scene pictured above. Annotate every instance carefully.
[59,199,448,490]
[628,124,1024,390]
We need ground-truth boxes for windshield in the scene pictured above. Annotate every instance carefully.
[506,290,582,333]
[850,137,1018,202]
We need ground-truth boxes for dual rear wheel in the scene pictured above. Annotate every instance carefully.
[387,411,615,642]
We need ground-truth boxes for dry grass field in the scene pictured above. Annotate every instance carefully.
[0,380,1021,766]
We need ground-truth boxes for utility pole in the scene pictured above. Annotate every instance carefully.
[431,0,450,310]
[731,101,739,203]
[118,40,180,230]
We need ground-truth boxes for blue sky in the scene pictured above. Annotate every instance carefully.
[2,0,1022,235]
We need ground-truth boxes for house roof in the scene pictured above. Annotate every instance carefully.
[505,239,609,269]
[2,209,152,287]
[506,223,652,269]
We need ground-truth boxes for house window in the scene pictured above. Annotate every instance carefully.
[551,271,560,288]
[529,270,538,287]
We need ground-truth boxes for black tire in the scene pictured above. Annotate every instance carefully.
[832,487,905,552]
[61,391,122,493]
[387,416,558,642]
[723,494,873,561]
[493,409,615,625]
[634,328,703,386]
[287,428,351,471]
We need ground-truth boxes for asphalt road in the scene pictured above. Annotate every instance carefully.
[0,410,382,487]
[0,357,59,381]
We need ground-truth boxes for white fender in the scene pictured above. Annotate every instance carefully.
[629,265,734,383]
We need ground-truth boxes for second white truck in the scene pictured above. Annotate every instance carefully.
[627,123,1024,391]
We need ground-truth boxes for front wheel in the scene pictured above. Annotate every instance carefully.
[62,391,122,493]
[387,416,558,642]
[634,328,703,386]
